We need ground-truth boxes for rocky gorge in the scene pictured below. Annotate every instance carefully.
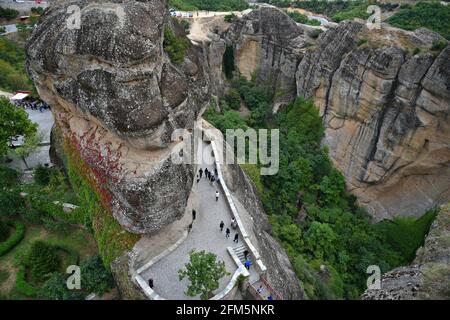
[204,7,449,222]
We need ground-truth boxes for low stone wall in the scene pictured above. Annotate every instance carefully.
[206,131,267,274]
[132,127,266,300]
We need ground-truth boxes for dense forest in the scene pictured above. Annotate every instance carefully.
[169,0,249,11]
[265,0,450,40]
[388,2,450,40]
[0,38,34,93]
[204,76,436,299]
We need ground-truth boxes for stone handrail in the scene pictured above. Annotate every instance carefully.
[205,129,267,274]
[132,127,267,300]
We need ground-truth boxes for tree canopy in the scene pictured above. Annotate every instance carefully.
[178,249,230,300]
[0,97,38,157]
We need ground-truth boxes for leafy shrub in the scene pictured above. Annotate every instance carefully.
[26,240,60,283]
[169,0,248,11]
[225,88,241,110]
[224,13,237,23]
[39,272,84,300]
[15,265,38,298]
[0,38,35,92]
[388,2,450,40]
[331,1,371,22]
[30,7,44,15]
[203,105,247,133]
[33,164,53,186]
[0,221,25,257]
[287,11,321,26]
[0,6,19,19]
[0,188,24,217]
[431,40,447,52]
[357,39,368,46]
[179,19,191,33]
[80,255,113,295]
[163,27,188,65]
[309,29,323,39]
[0,166,19,188]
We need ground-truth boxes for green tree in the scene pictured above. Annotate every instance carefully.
[14,131,43,169]
[80,255,113,295]
[0,6,19,19]
[0,97,37,157]
[27,241,60,283]
[225,88,241,110]
[40,272,84,300]
[163,27,188,65]
[305,221,337,261]
[178,249,230,300]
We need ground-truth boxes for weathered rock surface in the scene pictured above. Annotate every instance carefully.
[296,21,450,221]
[225,7,314,105]
[362,203,450,300]
[26,0,209,234]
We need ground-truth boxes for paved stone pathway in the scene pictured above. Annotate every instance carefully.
[7,108,54,171]
[141,140,242,300]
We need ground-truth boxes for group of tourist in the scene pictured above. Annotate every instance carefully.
[13,98,50,112]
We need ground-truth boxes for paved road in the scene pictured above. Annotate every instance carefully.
[1,24,17,34]
[141,140,242,300]
[0,0,48,14]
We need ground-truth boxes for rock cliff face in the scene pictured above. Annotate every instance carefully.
[27,0,304,300]
[225,7,314,105]
[362,203,450,300]
[296,21,450,221]
[212,9,449,220]
[26,0,210,234]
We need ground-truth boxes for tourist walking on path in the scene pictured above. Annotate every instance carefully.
[199,168,203,178]
[244,249,249,260]
[205,168,209,177]
[233,233,239,243]
[244,259,252,270]
[148,278,154,289]
[215,190,219,201]
[188,223,192,233]
[220,221,224,231]
[257,285,263,294]
[225,228,230,238]
[192,209,196,221]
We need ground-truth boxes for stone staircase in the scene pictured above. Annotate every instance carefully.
[233,243,247,264]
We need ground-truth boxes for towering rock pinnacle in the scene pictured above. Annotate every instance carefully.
[26,0,210,233]
[296,21,450,221]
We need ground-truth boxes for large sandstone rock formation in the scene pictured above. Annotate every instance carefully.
[26,0,210,234]
[208,8,449,221]
[27,0,304,300]
[225,7,314,105]
[296,20,450,221]
[362,203,450,300]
